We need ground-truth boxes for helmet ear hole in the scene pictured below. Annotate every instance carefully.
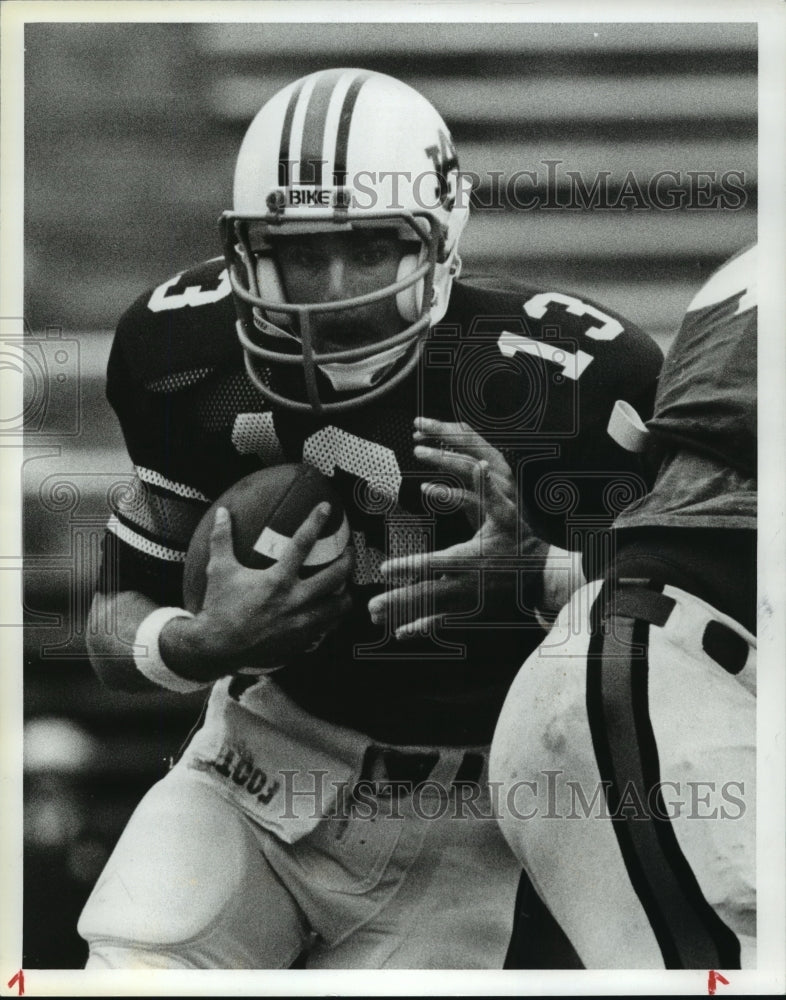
[255,256,290,328]
[395,254,422,323]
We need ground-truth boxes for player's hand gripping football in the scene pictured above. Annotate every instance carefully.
[163,503,353,680]
[368,417,549,638]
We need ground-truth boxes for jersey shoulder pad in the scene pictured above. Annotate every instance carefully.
[448,274,541,321]
[113,257,239,388]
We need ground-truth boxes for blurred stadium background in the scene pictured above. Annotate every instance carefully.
[22,21,756,967]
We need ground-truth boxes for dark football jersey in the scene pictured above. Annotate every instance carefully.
[647,243,756,477]
[615,243,756,534]
[99,257,662,745]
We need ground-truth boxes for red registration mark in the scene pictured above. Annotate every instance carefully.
[7,970,24,996]
[708,969,730,995]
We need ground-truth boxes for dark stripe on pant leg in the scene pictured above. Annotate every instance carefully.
[586,597,682,966]
[278,79,306,187]
[297,68,345,187]
[629,629,742,968]
[588,587,741,968]
[332,71,372,188]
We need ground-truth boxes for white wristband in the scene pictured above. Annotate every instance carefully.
[133,607,210,694]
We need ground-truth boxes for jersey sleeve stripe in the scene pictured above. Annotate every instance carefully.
[107,515,187,563]
[586,584,741,969]
[136,466,211,502]
[146,367,212,393]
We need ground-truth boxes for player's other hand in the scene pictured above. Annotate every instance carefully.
[163,504,353,680]
[367,417,549,639]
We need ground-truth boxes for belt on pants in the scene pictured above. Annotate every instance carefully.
[606,579,751,676]
[356,745,485,798]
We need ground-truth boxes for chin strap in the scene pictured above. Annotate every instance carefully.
[318,337,417,391]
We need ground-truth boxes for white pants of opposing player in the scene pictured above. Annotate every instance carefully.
[490,579,756,970]
[77,677,520,969]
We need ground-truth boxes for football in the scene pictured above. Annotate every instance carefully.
[182,463,350,613]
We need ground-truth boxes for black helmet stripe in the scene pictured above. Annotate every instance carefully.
[279,70,374,191]
[278,77,306,187]
[333,70,372,187]
[297,68,346,187]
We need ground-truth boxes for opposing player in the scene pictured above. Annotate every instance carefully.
[77,68,663,969]
[491,244,757,969]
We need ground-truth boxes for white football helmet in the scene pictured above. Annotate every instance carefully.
[220,67,470,413]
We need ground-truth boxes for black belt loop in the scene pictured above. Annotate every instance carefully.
[609,580,676,627]
[453,751,484,787]
[702,620,749,675]
[356,746,485,797]
[357,746,439,797]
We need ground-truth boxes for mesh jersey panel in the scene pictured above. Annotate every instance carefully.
[197,370,269,433]
[148,368,211,393]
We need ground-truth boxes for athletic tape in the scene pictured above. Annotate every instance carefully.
[253,513,350,565]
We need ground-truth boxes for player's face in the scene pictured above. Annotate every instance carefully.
[272,230,408,351]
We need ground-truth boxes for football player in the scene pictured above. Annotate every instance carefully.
[77,68,663,969]
[491,244,757,969]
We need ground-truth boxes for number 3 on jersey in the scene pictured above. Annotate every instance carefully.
[148,269,231,312]
[499,291,624,380]
[524,292,624,341]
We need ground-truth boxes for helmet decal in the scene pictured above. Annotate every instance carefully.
[425,129,459,210]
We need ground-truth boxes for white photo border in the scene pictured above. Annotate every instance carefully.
[1,1,784,996]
